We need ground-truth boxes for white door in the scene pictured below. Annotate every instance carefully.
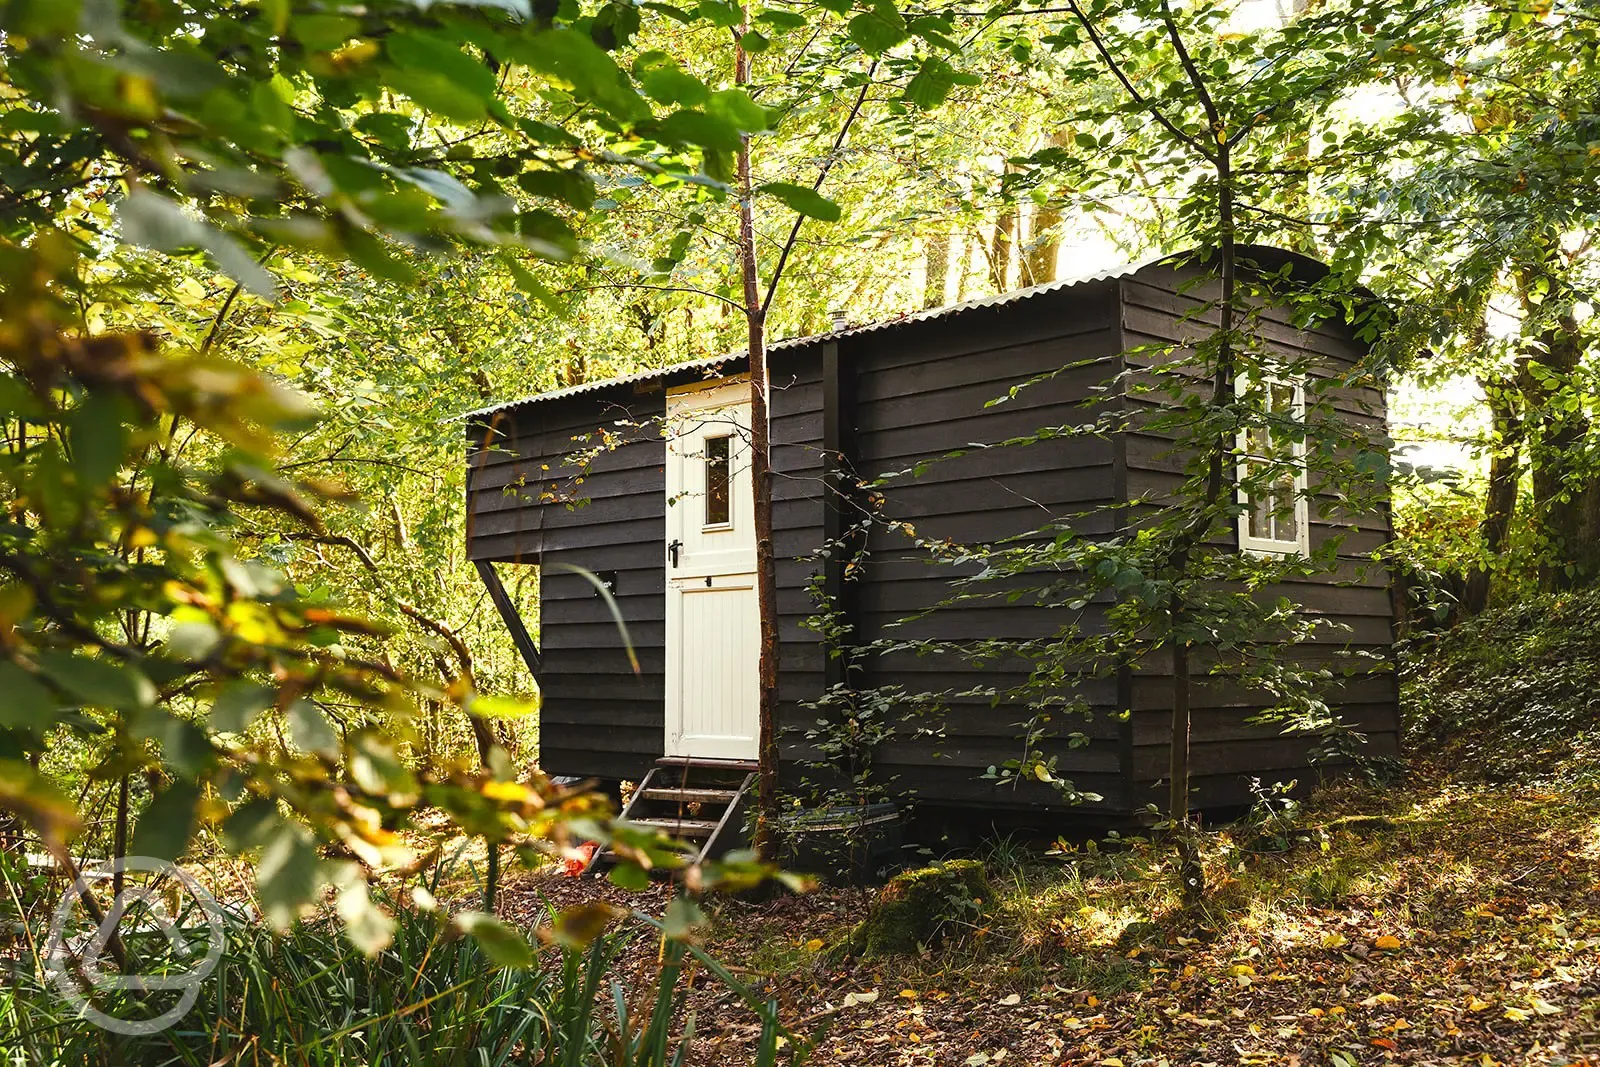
[664,380,759,761]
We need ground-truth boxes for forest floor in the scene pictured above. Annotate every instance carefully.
[502,766,1600,1067]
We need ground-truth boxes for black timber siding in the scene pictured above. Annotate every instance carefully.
[769,349,830,777]
[842,282,1132,812]
[462,249,1397,817]
[1117,264,1399,812]
[468,390,669,780]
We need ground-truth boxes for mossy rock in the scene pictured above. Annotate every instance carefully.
[839,859,991,958]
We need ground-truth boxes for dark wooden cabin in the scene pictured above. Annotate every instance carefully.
[464,246,1399,828]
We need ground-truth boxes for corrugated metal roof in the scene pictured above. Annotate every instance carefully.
[460,249,1177,421]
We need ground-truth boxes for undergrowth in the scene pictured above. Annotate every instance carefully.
[0,871,784,1067]
[1402,588,1600,781]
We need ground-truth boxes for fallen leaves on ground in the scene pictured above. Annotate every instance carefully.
[499,768,1600,1066]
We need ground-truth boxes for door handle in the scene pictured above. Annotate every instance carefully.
[668,539,682,567]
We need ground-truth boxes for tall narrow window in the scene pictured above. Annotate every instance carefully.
[704,433,731,527]
[1236,377,1309,555]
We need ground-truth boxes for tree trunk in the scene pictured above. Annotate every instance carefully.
[1462,376,1523,615]
[923,231,950,309]
[1019,131,1069,286]
[1515,262,1594,591]
[987,209,1015,292]
[735,20,781,859]
[1020,202,1062,286]
[954,231,975,302]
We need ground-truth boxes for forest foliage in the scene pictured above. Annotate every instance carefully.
[3,0,1600,1054]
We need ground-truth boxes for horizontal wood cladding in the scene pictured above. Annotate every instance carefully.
[1129,729,1400,785]
[462,255,1396,812]
[467,392,672,779]
[1121,273,1372,362]
[1129,699,1397,749]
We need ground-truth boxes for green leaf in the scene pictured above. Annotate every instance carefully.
[222,796,281,852]
[288,698,339,757]
[503,257,562,313]
[662,895,706,939]
[456,911,535,967]
[211,681,273,734]
[67,392,128,489]
[386,32,498,101]
[692,0,742,26]
[132,708,211,775]
[633,55,709,106]
[656,109,742,152]
[739,30,771,52]
[756,8,808,30]
[0,759,79,842]
[35,652,156,710]
[167,620,221,661]
[759,182,841,222]
[118,190,277,299]
[904,57,956,109]
[349,735,418,801]
[290,13,358,50]
[130,781,200,862]
[333,865,395,955]
[517,167,597,210]
[848,6,908,54]
[495,28,647,123]
[0,662,59,731]
[706,89,768,133]
[608,862,650,891]
[256,820,321,931]
[383,68,488,124]
[547,900,622,948]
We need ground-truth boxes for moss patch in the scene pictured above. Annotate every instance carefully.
[841,859,991,957]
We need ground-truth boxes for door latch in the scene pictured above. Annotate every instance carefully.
[668,539,682,567]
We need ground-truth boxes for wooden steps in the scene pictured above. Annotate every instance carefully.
[629,817,721,837]
[584,758,756,877]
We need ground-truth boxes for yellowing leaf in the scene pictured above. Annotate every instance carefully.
[804,938,824,952]
[1503,1006,1531,1022]
[900,989,918,999]
[1374,935,1403,951]
[1466,996,1491,1012]
[1361,992,1401,1007]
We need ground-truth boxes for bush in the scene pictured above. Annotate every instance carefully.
[1403,589,1600,781]
[840,859,991,957]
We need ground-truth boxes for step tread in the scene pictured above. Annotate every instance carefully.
[655,756,759,772]
[630,816,721,836]
[639,787,739,804]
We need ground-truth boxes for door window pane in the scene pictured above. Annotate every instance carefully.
[705,434,731,527]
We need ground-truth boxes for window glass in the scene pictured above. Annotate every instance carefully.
[1238,379,1304,550]
[704,434,731,526]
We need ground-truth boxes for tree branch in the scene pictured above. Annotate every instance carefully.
[760,62,878,318]
[1064,0,1211,160]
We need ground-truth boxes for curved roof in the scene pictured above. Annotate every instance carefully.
[461,244,1338,422]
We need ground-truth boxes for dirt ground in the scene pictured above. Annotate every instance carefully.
[499,772,1600,1067]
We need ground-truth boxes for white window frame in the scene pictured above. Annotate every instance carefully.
[1235,374,1310,556]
